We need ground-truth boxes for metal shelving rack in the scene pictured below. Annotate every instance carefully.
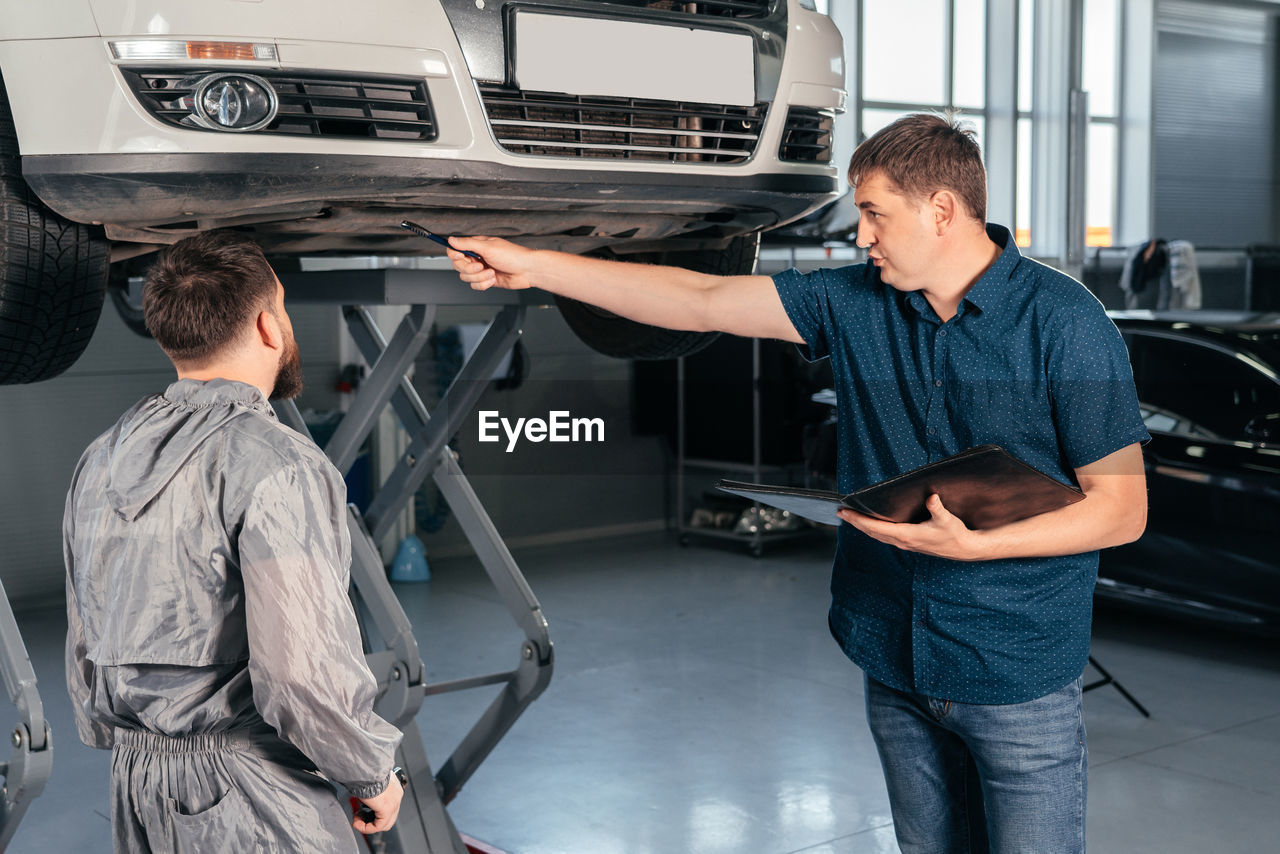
[674,338,815,556]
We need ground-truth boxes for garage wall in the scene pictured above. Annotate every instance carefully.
[0,297,667,605]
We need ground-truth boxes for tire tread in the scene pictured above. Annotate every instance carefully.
[0,71,108,385]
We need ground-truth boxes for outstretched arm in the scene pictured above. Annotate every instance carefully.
[447,236,804,344]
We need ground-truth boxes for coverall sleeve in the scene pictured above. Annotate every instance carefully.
[239,459,402,798]
[63,467,114,751]
[63,576,114,750]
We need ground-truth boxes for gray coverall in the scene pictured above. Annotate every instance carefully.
[64,379,403,853]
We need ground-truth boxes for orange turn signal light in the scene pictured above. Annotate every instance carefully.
[109,40,278,63]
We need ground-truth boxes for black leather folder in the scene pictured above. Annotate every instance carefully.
[716,444,1085,530]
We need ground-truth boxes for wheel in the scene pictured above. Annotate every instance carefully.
[107,256,156,339]
[555,232,761,360]
[0,72,109,385]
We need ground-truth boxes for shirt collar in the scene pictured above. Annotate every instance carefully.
[889,223,1022,320]
[961,224,1022,314]
[164,378,272,411]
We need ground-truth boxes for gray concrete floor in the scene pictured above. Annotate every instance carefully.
[8,531,1280,853]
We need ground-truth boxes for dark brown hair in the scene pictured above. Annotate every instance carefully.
[848,112,987,223]
[143,231,278,366]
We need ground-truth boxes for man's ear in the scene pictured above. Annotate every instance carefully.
[256,309,283,352]
[931,190,959,235]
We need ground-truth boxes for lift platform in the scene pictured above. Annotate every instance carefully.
[276,266,555,854]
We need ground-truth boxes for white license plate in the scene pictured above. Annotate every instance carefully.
[514,13,755,107]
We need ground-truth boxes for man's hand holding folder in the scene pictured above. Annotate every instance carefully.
[718,442,1146,562]
[838,492,984,561]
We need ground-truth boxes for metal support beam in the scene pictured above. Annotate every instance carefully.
[272,397,311,437]
[1117,0,1156,248]
[343,307,434,438]
[349,509,426,721]
[985,0,1020,230]
[364,305,525,542]
[1031,0,1087,276]
[430,451,552,801]
[383,725,471,854]
[0,575,52,849]
[326,304,435,475]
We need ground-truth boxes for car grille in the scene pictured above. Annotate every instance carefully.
[583,0,772,18]
[123,69,438,141]
[479,86,766,164]
[778,107,834,163]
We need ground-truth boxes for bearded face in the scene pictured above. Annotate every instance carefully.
[270,328,304,401]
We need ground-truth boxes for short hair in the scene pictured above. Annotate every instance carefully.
[143,231,278,366]
[848,112,987,223]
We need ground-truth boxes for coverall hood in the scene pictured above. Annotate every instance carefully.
[105,379,273,521]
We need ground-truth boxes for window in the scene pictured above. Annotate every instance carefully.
[952,0,986,110]
[862,0,948,106]
[859,0,987,148]
[852,0,1145,257]
[1130,334,1280,443]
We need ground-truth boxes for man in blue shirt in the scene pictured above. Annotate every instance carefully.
[448,113,1148,853]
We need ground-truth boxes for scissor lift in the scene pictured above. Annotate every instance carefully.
[0,575,52,850]
[275,267,554,854]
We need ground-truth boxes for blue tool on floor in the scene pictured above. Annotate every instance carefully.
[390,534,431,583]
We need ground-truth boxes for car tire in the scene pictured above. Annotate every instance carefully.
[0,73,109,385]
[107,256,156,340]
[555,232,761,360]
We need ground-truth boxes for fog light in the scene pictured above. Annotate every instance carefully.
[192,74,277,132]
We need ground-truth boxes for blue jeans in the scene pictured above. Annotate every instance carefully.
[865,674,1087,854]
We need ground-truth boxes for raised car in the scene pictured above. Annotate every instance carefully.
[0,0,845,381]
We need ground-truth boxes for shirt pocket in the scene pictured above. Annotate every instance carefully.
[951,379,1045,447]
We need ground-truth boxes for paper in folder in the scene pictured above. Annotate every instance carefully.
[716,444,1085,530]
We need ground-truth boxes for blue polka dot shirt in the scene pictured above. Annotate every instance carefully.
[773,224,1150,704]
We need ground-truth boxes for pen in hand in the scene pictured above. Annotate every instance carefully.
[399,220,484,261]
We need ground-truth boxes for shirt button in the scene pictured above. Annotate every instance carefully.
[934,380,943,387]
[938,329,948,337]
[928,427,937,436]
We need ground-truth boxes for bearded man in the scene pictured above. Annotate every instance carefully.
[64,231,404,852]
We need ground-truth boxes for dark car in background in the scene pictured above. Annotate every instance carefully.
[1101,311,1280,631]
